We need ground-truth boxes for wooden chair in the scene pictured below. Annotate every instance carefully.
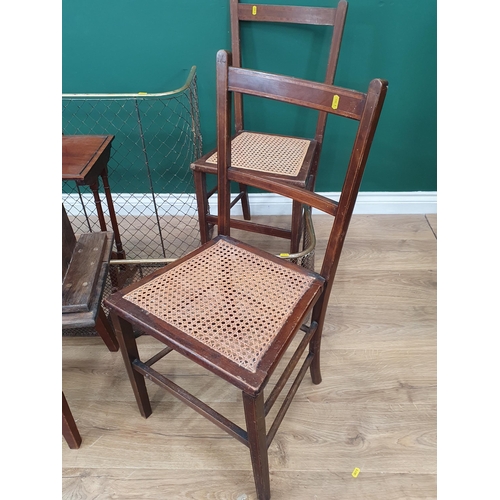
[62,203,119,448]
[105,50,387,499]
[191,0,348,253]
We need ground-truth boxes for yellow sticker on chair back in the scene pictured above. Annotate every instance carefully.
[332,94,340,110]
[252,6,257,15]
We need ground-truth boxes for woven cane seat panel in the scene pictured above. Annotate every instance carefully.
[206,132,311,177]
[123,239,317,373]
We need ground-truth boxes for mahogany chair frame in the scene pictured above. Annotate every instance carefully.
[191,0,348,253]
[106,50,387,499]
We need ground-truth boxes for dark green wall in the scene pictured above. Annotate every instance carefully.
[63,0,436,192]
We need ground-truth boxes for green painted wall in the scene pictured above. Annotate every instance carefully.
[63,0,436,192]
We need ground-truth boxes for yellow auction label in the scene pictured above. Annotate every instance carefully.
[352,468,360,478]
[332,94,340,109]
[252,6,257,15]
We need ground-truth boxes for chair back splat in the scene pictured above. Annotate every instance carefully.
[105,49,387,500]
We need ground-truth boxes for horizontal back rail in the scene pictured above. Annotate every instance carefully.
[238,4,336,25]
[229,169,339,216]
[228,67,366,120]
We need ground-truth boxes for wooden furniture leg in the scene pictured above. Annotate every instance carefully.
[101,166,126,259]
[238,183,251,220]
[243,391,271,500]
[89,179,108,233]
[62,392,82,449]
[111,313,152,418]
[290,200,304,254]
[95,306,119,352]
[193,170,212,244]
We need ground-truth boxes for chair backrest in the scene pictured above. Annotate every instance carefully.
[230,0,348,146]
[216,49,387,316]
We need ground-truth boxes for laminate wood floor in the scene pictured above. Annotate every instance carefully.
[62,214,437,499]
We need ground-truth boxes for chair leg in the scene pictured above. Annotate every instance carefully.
[243,391,271,500]
[193,170,212,244]
[95,306,119,352]
[110,313,152,418]
[290,200,303,254]
[309,335,322,385]
[62,392,82,449]
[309,307,324,385]
[238,183,251,220]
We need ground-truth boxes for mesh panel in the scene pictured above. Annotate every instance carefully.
[61,70,319,339]
[62,69,203,260]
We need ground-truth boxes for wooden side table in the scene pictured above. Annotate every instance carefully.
[62,135,125,260]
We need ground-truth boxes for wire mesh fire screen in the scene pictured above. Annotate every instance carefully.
[62,65,317,337]
[62,66,202,264]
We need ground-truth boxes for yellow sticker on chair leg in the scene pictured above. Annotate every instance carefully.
[352,467,360,478]
[252,6,257,15]
[332,94,340,110]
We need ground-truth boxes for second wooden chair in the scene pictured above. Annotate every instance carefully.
[191,0,348,253]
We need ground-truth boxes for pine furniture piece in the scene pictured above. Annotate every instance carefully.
[62,203,119,448]
[105,50,387,499]
[191,0,348,253]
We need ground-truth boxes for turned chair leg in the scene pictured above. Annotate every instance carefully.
[193,170,212,244]
[309,340,322,385]
[111,313,152,418]
[243,391,271,500]
[62,392,82,449]
[238,183,251,220]
[290,200,304,254]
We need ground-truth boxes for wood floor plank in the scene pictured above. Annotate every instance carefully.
[329,269,437,308]
[63,337,436,406]
[322,304,437,349]
[295,349,436,404]
[333,237,436,271]
[62,338,239,404]
[340,214,436,241]
[62,400,435,474]
[62,469,437,500]
[62,214,437,499]
[235,214,436,242]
